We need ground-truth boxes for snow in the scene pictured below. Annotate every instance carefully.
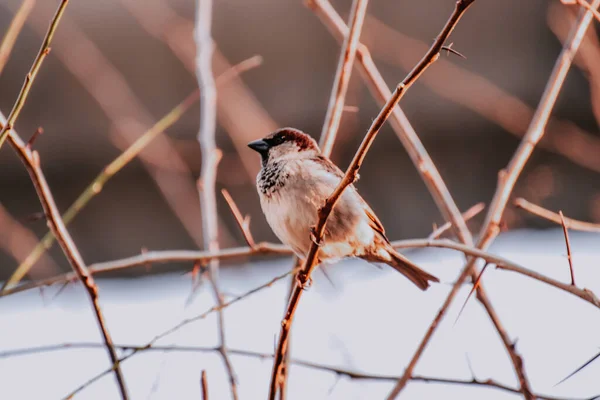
[1,229,599,399]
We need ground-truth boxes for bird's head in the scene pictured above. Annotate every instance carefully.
[248,128,319,165]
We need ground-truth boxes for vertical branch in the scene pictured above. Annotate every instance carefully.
[1,119,129,398]
[387,2,600,398]
[0,0,35,75]
[268,2,476,400]
[201,370,209,400]
[276,1,370,398]
[319,0,369,155]
[194,1,237,399]
[0,0,69,149]
[308,1,533,398]
[559,211,576,286]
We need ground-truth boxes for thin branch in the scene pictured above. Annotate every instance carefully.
[318,0,369,155]
[306,0,474,247]
[4,342,592,400]
[559,211,577,286]
[0,0,69,149]
[194,0,237,398]
[494,261,600,308]
[428,202,485,240]
[0,0,35,75]
[221,189,256,248]
[201,370,209,400]
[5,237,600,310]
[388,3,600,398]
[1,118,129,397]
[1,90,197,292]
[514,198,600,232]
[557,349,600,386]
[62,267,300,399]
[309,0,531,397]
[269,1,476,399]
[1,55,261,293]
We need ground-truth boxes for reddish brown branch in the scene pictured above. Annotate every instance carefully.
[307,0,531,398]
[201,370,209,400]
[1,342,591,400]
[221,189,256,248]
[269,1,477,399]
[388,3,600,398]
[1,119,129,398]
[559,211,577,286]
[6,238,599,310]
[428,202,485,240]
[515,198,600,232]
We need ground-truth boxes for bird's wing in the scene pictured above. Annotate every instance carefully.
[314,155,390,243]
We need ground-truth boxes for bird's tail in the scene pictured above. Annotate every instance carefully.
[377,246,439,291]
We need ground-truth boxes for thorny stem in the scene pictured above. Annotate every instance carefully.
[272,0,370,398]
[62,267,301,399]
[0,343,592,400]
[307,1,534,396]
[2,55,261,292]
[515,198,600,233]
[269,1,476,399]
[388,1,600,398]
[1,117,129,398]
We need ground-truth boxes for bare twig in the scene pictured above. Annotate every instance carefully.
[308,1,532,397]
[118,0,277,180]
[1,342,592,400]
[559,211,577,286]
[390,3,600,398]
[428,202,485,240]
[306,0,473,247]
[201,370,209,400]
[515,198,600,232]
[362,15,600,176]
[221,189,256,248]
[1,118,129,398]
[318,0,369,155]
[1,90,197,292]
[0,0,35,75]
[2,54,261,293]
[0,0,69,149]
[194,1,237,398]
[269,2,476,399]
[62,267,300,399]
[6,238,600,310]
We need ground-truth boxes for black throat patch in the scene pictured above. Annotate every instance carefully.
[257,161,288,196]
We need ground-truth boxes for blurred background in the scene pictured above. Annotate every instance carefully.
[1,1,600,399]
[0,0,599,280]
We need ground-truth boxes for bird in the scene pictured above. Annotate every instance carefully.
[247,127,439,290]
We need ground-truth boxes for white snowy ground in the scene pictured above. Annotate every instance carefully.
[1,230,599,400]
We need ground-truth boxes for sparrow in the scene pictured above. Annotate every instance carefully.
[248,128,439,290]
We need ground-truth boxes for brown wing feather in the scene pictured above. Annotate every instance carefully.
[314,155,390,243]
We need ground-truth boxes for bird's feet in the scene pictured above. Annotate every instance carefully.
[296,272,312,290]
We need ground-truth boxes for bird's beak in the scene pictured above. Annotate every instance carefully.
[247,139,269,153]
